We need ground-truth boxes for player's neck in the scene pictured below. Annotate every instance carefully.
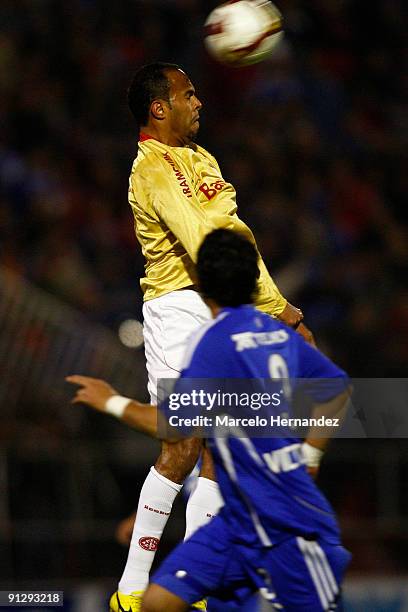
[140,125,191,147]
[206,299,221,319]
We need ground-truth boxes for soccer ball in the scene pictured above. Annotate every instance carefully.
[204,0,283,67]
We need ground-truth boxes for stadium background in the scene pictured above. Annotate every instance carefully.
[0,0,407,610]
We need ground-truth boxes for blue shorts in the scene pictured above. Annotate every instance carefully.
[152,514,351,611]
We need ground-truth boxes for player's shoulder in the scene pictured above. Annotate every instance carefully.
[134,139,173,169]
[224,306,294,348]
[171,142,217,165]
[131,149,156,178]
[191,143,218,165]
[225,305,285,332]
[185,306,283,356]
[194,143,213,157]
[130,141,174,193]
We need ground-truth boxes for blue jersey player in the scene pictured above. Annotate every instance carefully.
[68,229,351,612]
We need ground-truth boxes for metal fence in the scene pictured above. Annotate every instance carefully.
[0,267,147,413]
[0,267,154,584]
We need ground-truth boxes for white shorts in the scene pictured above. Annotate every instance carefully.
[142,290,211,404]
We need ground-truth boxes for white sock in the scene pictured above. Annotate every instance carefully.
[118,466,182,594]
[184,477,224,540]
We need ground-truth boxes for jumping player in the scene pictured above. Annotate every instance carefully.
[109,62,313,610]
[67,229,350,611]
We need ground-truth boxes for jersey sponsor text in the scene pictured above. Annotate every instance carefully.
[231,330,289,352]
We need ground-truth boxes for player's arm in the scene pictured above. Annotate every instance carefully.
[66,375,189,441]
[295,338,351,476]
[256,257,312,339]
[66,375,160,438]
[302,389,350,477]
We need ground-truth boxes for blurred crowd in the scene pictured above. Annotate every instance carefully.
[1,0,408,586]
[1,0,407,373]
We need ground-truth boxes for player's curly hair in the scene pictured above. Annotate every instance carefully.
[128,62,181,126]
[197,229,260,307]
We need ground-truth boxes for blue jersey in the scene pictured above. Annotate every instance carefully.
[177,305,348,548]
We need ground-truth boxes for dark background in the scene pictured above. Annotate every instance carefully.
[0,0,407,607]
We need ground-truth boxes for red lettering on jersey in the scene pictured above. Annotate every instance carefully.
[212,180,225,191]
[163,153,192,198]
[199,183,217,199]
[199,180,226,200]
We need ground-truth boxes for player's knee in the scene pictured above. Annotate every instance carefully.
[199,445,216,480]
[179,437,203,465]
[140,586,159,612]
[156,438,202,483]
[141,584,186,612]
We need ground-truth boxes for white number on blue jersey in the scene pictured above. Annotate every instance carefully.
[268,353,291,400]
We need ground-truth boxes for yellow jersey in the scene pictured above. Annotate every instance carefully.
[128,134,287,317]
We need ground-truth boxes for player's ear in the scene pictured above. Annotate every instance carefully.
[151,99,167,121]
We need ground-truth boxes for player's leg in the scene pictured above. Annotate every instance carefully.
[117,439,202,597]
[110,438,202,611]
[146,291,223,542]
[141,585,189,612]
[184,444,223,540]
[294,537,351,611]
[242,536,351,611]
[143,513,250,612]
[113,291,220,603]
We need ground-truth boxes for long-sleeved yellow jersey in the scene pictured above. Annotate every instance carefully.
[128,135,287,317]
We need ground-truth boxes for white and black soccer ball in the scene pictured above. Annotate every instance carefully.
[204,0,283,67]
